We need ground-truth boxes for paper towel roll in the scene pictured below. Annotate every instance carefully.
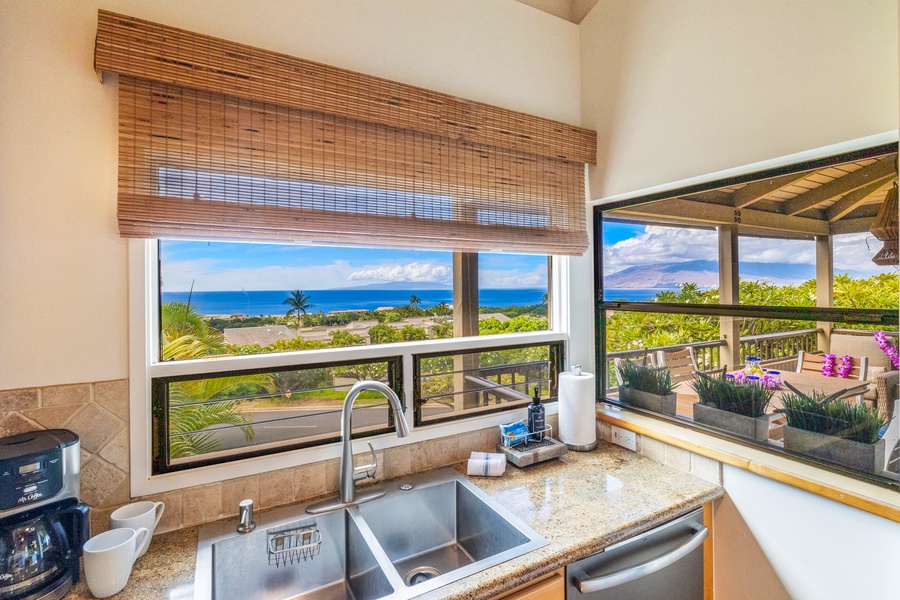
[558,370,597,450]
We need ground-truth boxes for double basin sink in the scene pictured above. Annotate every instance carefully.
[194,469,547,600]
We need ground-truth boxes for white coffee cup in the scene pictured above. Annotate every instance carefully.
[83,527,149,598]
[110,500,165,558]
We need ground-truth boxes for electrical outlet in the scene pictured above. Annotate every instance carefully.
[610,426,636,451]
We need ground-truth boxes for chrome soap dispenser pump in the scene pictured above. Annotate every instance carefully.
[527,386,545,441]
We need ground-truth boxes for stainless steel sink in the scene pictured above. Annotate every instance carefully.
[194,469,547,600]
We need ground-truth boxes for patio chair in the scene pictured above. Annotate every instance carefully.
[796,350,868,403]
[831,332,897,408]
[656,347,699,383]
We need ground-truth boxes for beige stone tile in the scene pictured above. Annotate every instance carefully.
[94,379,129,420]
[598,421,612,442]
[409,440,430,473]
[20,404,86,429]
[154,491,184,534]
[637,435,665,463]
[690,453,722,484]
[182,483,223,527]
[456,430,483,458]
[295,460,329,500]
[383,444,411,479]
[665,445,691,472]
[429,436,459,468]
[65,403,124,454]
[259,469,294,509]
[321,459,341,495]
[99,427,130,473]
[222,476,260,517]
[480,426,501,451]
[80,449,93,467]
[42,383,91,407]
[0,413,41,438]
[0,388,39,411]
[103,477,133,507]
[90,506,117,536]
[80,458,128,507]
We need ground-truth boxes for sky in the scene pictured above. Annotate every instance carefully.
[160,241,548,292]
[602,222,896,279]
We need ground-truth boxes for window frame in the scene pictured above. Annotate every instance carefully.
[593,138,899,486]
[129,239,571,496]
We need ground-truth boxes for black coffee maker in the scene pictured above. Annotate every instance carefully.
[0,430,90,600]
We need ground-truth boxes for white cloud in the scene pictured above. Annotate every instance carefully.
[347,262,451,284]
[605,226,894,278]
[479,265,547,288]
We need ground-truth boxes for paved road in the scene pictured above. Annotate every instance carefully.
[192,404,452,452]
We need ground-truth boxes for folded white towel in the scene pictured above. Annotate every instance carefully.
[467,451,506,477]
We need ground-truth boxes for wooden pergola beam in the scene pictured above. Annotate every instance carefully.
[830,216,877,235]
[615,198,829,236]
[731,172,812,208]
[825,177,893,222]
[783,157,896,216]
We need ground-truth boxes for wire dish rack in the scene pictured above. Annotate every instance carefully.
[267,522,322,567]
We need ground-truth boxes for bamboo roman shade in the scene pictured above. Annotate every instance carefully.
[95,11,595,255]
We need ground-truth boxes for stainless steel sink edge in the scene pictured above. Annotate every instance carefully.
[194,468,548,600]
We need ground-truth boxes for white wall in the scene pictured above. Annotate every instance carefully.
[0,0,580,390]
[580,0,899,200]
[722,466,900,600]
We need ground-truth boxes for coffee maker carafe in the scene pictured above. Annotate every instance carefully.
[0,430,89,600]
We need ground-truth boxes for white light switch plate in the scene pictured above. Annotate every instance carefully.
[610,426,636,451]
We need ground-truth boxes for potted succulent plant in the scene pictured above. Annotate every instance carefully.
[690,369,774,441]
[618,361,677,416]
[777,382,887,475]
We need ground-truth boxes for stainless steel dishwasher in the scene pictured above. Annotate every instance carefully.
[566,507,707,600]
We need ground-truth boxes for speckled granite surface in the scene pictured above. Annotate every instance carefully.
[66,442,722,599]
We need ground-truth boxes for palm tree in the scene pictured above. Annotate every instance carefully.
[409,294,422,309]
[160,301,274,459]
[283,290,315,327]
[432,301,451,318]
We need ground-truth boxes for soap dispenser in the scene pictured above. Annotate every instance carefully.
[527,386,545,442]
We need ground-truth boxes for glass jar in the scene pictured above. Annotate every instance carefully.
[744,356,764,378]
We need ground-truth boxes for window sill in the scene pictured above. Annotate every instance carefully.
[596,403,900,523]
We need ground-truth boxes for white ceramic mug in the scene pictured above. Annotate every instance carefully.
[110,500,165,558]
[83,527,149,598]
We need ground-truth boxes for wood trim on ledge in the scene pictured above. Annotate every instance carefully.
[597,405,900,524]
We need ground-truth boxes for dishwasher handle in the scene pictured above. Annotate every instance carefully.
[574,524,708,594]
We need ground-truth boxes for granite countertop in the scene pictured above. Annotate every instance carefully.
[67,442,723,600]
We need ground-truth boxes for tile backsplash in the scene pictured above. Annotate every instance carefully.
[0,380,525,537]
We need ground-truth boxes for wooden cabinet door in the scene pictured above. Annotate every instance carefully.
[493,569,564,600]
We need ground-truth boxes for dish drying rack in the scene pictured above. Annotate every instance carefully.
[267,522,322,567]
[501,425,556,451]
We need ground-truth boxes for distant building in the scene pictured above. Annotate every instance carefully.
[224,325,296,346]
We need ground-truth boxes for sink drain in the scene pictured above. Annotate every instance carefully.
[405,566,441,586]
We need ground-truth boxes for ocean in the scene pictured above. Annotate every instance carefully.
[161,288,547,316]
[603,288,672,302]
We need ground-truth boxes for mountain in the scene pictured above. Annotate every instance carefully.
[336,281,453,291]
[604,260,837,289]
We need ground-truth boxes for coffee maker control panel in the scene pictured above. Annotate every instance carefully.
[0,429,80,515]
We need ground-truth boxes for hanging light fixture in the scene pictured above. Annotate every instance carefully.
[870,181,898,266]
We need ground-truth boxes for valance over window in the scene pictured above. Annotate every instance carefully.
[95,11,596,255]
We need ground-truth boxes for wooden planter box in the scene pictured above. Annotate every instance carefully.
[692,403,770,442]
[619,387,677,416]
[782,425,886,475]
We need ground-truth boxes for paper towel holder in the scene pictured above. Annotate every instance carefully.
[560,365,598,452]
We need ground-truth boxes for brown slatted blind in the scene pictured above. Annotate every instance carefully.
[101,12,593,255]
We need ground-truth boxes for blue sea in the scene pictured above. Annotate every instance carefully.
[161,288,547,316]
[603,288,673,302]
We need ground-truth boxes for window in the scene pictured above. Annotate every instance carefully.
[597,144,900,485]
[141,239,564,478]
[159,240,550,359]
